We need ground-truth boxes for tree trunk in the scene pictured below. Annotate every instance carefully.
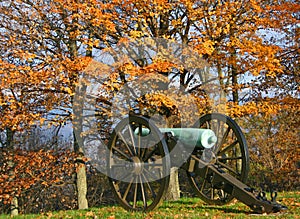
[73,82,89,210]
[6,127,14,149]
[76,156,88,209]
[231,65,239,103]
[73,121,89,210]
[10,197,18,216]
[6,128,18,215]
[164,167,180,201]
[230,45,239,103]
[164,115,181,201]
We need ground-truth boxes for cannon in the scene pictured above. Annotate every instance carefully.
[106,113,287,213]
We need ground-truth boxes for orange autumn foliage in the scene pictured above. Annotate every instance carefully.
[0,0,299,213]
[0,149,77,205]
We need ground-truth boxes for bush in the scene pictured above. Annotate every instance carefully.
[0,149,77,214]
[241,108,300,191]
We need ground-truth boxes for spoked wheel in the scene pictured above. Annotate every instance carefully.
[107,115,170,211]
[187,113,249,205]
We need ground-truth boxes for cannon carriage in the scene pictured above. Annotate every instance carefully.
[106,113,287,213]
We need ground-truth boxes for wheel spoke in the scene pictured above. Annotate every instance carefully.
[143,145,159,161]
[128,124,137,155]
[122,178,134,201]
[210,188,214,200]
[112,146,131,160]
[139,175,147,208]
[203,187,211,197]
[216,119,221,142]
[138,124,142,156]
[143,167,162,182]
[217,189,225,200]
[117,131,135,156]
[218,140,239,156]
[211,120,217,136]
[143,162,163,167]
[213,123,230,154]
[133,177,138,208]
[140,137,150,159]
[200,180,206,193]
[113,171,132,184]
[142,172,156,201]
[200,121,208,129]
[218,156,242,161]
[110,163,127,168]
[200,168,208,193]
[219,127,231,149]
[216,160,241,176]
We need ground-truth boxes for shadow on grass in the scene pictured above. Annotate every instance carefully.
[160,199,251,214]
[92,200,250,215]
[200,205,251,214]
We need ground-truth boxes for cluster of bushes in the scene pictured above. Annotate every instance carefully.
[244,109,300,192]
[0,149,114,214]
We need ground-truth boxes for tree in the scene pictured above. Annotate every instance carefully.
[0,0,299,213]
[0,0,114,211]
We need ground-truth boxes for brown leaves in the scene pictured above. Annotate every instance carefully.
[240,98,300,190]
[0,149,77,205]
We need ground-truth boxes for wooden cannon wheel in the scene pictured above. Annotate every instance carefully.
[187,113,249,205]
[107,115,170,211]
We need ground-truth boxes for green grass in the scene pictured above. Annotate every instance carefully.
[1,191,299,219]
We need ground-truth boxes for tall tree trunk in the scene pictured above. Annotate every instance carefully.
[230,42,239,103]
[10,197,18,216]
[76,153,88,209]
[6,127,14,149]
[164,167,180,201]
[164,118,180,201]
[6,128,18,215]
[73,84,89,210]
[67,7,90,207]
[231,65,239,103]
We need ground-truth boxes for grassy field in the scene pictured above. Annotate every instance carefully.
[1,191,299,219]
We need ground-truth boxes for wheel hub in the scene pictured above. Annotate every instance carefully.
[131,156,143,175]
